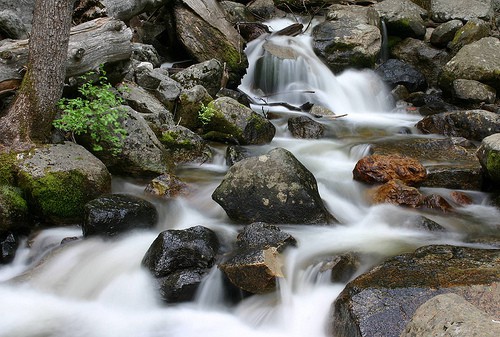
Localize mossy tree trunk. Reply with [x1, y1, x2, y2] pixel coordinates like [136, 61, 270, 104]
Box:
[0, 0, 75, 151]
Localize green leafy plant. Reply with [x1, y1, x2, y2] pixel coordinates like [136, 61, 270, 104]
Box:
[53, 67, 127, 156]
[198, 102, 216, 125]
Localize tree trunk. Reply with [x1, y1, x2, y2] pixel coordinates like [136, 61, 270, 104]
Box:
[0, 0, 75, 150]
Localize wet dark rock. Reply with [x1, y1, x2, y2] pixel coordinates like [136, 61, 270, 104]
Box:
[0, 231, 18, 264]
[375, 59, 427, 93]
[156, 268, 208, 303]
[391, 38, 450, 88]
[332, 245, 500, 337]
[142, 225, 219, 278]
[83, 194, 158, 237]
[237, 22, 270, 42]
[401, 293, 500, 337]
[430, 20, 463, 48]
[353, 154, 427, 186]
[424, 165, 483, 190]
[144, 174, 189, 199]
[407, 216, 446, 232]
[416, 109, 500, 142]
[219, 222, 296, 294]
[407, 91, 458, 116]
[247, 0, 283, 21]
[142, 225, 220, 303]
[287, 116, 325, 139]
[212, 148, 335, 224]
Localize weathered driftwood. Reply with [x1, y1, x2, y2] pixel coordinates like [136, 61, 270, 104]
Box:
[0, 17, 132, 94]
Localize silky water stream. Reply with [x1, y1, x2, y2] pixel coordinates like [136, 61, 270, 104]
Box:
[1, 19, 499, 337]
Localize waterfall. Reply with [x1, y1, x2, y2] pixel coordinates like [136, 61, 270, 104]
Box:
[0, 17, 498, 337]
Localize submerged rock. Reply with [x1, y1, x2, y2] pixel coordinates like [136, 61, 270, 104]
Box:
[375, 59, 427, 93]
[83, 194, 158, 237]
[0, 231, 18, 264]
[287, 115, 325, 139]
[332, 245, 500, 337]
[144, 173, 189, 199]
[369, 179, 424, 207]
[212, 147, 335, 224]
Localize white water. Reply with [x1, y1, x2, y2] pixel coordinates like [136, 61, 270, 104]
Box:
[1, 18, 498, 337]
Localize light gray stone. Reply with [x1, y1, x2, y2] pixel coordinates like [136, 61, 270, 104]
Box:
[453, 79, 496, 104]
[430, 0, 494, 22]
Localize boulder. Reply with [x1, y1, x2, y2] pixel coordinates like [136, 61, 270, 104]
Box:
[173, 0, 248, 85]
[201, 96, 276, 145]
[452, 79, 496, 105]
[171, 59, 224, 98]
[430, 0, 495, 22]
[175, 85, 214, 131]
[135, 67, 182, 111]
[373, 0, 427, 39]
[369, 179, 424, 207]
[320, 252, 362, 283]
[219, 222, 296, 294]
[477, 133, 500, 184]
[0, 0, 34, 32]
[225, 145, 252, 166]
[158, 125, 213, 164]
[287, 116, 325, 139]
[447, 18, 491, 56]
[391, 38, 450, 88]
[375, 59, 427, 92]
[312, 5, 381, 72]
[88, 106, 173, 177]
[16, 142, 111, 223]
[416, 109, 500, 142]
[370, 137, 483, 190]
[332, 245, 500, 337]
[0, 185, 29, 232]
[220, 1, 256, 25]
[353, 154, 427, 186]
[430, 20, 463, 48]
[101, 0, 167, 22]
[439, 37, 500, 93]
[212, 148, 335, 224]
[82, 193, 158, 237]
[408, 91, 458, 116]
[130, 43, 161, 68]
[402, 293, 500, 337]
[142, 225, 220, 302]
[144, 173, 189, 198]
[247, 0, 283, 21]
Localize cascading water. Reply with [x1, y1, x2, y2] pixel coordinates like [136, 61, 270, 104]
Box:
[1, 18, 498, 337]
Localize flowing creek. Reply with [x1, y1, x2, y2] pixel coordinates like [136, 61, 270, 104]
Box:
[0, 19, 499, 337]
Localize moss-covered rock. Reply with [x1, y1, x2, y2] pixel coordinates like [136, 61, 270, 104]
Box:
[0, 152, 18, 186]
[0, 185, 29, 232]
[477, 133, 500, 184]
[16, 142, 111, 224]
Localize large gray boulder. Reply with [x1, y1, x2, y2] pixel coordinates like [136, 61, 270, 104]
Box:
[447, 18, 491, 56]
[312, 5, 381, 73]
[401, 293, 500, 337]
[16, 142, 111, 224]
[477, 133, 500, 184]
[332, 245, 500, 337]
[430, 0, 495, 22]
[88, 106, 173, 176]
[212, 147, 335, 224]
[102, 0, 168, 22]
[416, 109, 500, 142]
[171, 59, 223, 98]
[439, 37, 500, 93]
[430, 20, 464, 48]
[374, 0, 427, 39]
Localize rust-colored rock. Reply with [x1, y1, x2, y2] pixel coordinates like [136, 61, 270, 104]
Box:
[353, 154, 427, 186]
[423, 194, 453, 212]
[370, 180, 424, 207]
[450, 191, 473, 205]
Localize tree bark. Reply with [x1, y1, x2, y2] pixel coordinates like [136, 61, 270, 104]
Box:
[0, 0, 75, 150]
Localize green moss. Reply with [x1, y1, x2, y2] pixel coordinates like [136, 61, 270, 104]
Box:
[0, 185, 28, 211]
[160, 131, 179, 144]
[0, 153, 19, 186]
[486, 151, 500, 182]
[18, 170, 89, 220]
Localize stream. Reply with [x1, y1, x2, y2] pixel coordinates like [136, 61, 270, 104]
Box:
[0, 18, 499, 337]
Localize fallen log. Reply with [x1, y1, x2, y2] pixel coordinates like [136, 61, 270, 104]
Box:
[0, 17, 132, 92]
